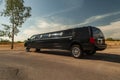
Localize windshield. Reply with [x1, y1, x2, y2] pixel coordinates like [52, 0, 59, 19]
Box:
[30, 35, 39, 40]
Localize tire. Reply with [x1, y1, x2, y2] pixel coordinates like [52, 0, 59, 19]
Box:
[85, 50, 96, 55]
[71, 45, 83, 58]
[26, 47, 30, 52]
[35, 48, 40, 52]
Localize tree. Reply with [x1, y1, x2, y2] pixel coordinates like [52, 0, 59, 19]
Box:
[1, 0, 31, 49]
[106, 38, 114, 41]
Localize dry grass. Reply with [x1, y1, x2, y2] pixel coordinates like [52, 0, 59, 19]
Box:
[0, 43, 24, 50]
[106, 41, 120, 48]
[0, 41, 120, 50]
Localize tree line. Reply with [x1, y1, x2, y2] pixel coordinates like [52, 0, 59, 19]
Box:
[106, 38, 120, 41]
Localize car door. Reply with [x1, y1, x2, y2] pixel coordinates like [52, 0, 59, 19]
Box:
[28, 35, 38, 48]
[50, 30, 73, 49]
[49, 32, 63, 49]
[36, 34, 52, 48]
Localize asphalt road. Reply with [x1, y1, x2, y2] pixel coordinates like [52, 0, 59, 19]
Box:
[0, 48, 120, 80]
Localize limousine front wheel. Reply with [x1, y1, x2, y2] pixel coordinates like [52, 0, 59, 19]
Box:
[35, 48, 40, 52]
[71, 45, 83, 58]
[26, 47, 30, 52]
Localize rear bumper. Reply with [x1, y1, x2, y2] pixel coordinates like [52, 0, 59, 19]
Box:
[82, 43, 107, 51]
[95, 44, 107, 50]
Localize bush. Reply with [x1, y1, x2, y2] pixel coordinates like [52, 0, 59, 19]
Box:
[0, 39, 10, 44]
[0, 39, 10, 42]
[16, 41, 23, 43]
[106, 38, 120, 41]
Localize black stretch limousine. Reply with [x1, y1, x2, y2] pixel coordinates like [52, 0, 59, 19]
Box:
[24, 26, 107, 58]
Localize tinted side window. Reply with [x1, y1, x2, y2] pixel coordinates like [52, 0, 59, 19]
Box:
[75, 27, 89, 39]
[30, 35, 38, 40]
[62, 29, 72, 37]
[39, 35, 43, 39]
[92, 27, 104, 38]
[42, 34, 49, 39]
[50, 32, 63, 38]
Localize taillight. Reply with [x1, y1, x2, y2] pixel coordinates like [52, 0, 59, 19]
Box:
[90, 37, 95, 44]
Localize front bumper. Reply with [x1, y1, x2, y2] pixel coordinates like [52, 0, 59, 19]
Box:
[95, 44, 107, 50]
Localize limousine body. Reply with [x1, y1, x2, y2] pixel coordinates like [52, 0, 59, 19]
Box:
[24, 26, 107, 58]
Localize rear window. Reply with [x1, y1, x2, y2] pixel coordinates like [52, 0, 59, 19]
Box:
[75, 27, 90, 38]
[92, 27, 104, 38]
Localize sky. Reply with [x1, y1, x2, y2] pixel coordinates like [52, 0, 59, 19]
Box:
[0, 0, 120, 41]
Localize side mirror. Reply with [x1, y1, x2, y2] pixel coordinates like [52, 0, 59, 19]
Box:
[28, 38, 30, 40]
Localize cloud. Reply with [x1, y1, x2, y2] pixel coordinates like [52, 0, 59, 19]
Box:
[15, 19, 120, 41]
[42, 5, 80, 18]
[0, 0, 3, 5]
[74, 11, 120, 26]
[41, 0, 84, 18]
[0, 0, 5, 11]
[15, 11, 120, 41]
[99, 21, 120, 39]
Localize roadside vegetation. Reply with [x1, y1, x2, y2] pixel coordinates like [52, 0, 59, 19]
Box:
[106, 38, 120, 41]
[105, 38, 120, 48]
[0, 38, 24, 45]
[0, 38, 120, 49]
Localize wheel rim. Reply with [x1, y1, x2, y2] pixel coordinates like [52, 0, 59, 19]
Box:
[72, 47, 81, 58]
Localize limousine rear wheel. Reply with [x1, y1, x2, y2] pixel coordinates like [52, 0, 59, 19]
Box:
[71, 45, 83, 58]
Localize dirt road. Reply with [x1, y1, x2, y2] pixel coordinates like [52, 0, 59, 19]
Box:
[0, 46, 120, 80]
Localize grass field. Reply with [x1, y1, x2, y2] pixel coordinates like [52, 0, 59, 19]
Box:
[0, 43, 24, 50]
[106, 41, 120, 48]
[0, 41, 120, 50]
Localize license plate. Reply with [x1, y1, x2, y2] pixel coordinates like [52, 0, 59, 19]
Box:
[97, 38, 103, 44]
